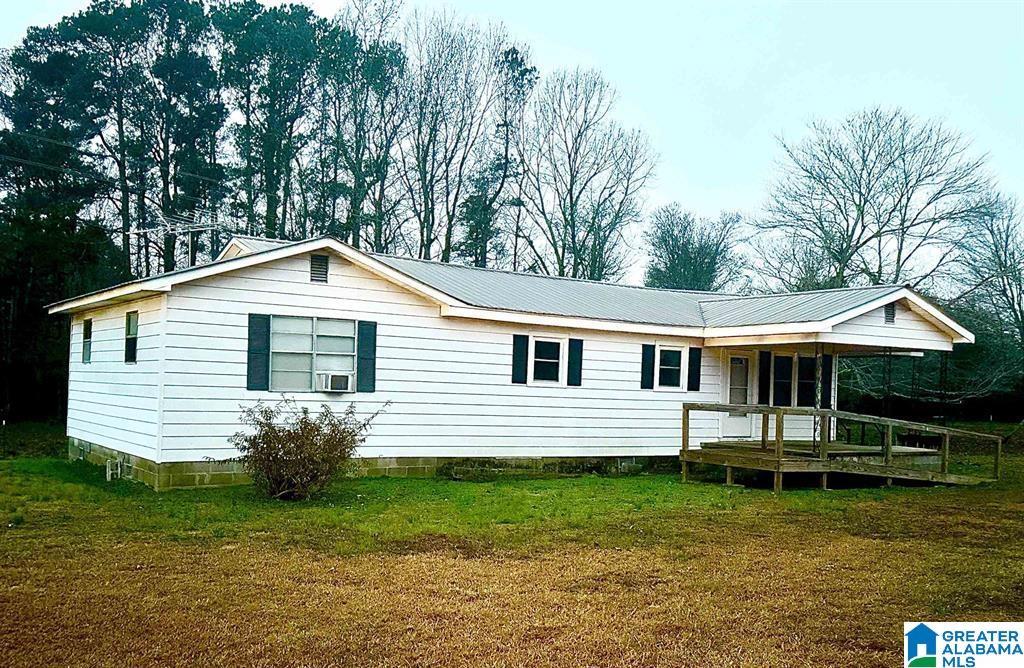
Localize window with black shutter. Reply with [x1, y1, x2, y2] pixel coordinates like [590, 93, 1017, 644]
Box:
[310, 254, 329, 283]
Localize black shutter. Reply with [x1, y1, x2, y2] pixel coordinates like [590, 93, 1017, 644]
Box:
[640, 344, 655, 389]
[757, 351, 772, 405]
[511, 335, 529, 384]
[356, 320, 377, 392]
[246, 314, 271, 391]
[687, 347, 702, 391]
[310, 254, 329, 283]
[567, 338, 583, 386]
[772, 355, 793, 407]
[822, 354, 834, 408]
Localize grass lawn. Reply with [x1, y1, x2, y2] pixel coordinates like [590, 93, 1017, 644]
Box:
[1, 422, 1022, 667]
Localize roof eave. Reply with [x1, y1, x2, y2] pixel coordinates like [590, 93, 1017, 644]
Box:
[48, 236, 467, 315]
[440, 304, 706, 337]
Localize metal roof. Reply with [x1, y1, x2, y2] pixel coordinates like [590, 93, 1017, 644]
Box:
[218, 238, 906, 328]
[233, 235, 293, 253]
[698, 285, 904, 328]
[49, 234, 913, 329]
[372, 254, 717, 327]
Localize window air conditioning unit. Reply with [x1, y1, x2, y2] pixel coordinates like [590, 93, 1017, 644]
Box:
[318, 373, 355, 393]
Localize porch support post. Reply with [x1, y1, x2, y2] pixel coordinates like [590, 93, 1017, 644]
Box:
[995, 437, 1003, 481]
[775, 409, 785, 460]
[941, 434, 950, 474]
[813, 344, 823, 455]
[884, 424, 894, 487]
[774, 408, 785, 494]
[680, 405, 690, 482]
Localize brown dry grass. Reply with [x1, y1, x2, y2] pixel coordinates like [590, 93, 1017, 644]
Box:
[1, 444, 1023, 666]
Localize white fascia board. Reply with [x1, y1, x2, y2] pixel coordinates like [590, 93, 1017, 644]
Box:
[439, 304, 706, 338]
[821, 287, 974, 343]
[701, 320, 830, 338]
[704, 331, 954, 352]
[47, 286, 171, 314]
[817, 331, 954, 351]
[49, 238, 464, 315]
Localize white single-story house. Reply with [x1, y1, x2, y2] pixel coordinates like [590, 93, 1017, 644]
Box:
[47, 235, 974, 489]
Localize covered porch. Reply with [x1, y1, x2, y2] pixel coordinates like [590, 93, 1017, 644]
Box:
[679, 402, 1003, 491]
[689, 300, 996, 490]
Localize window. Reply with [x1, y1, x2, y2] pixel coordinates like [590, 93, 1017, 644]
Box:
[82, 319, 92, 364]
[270, 316, 355, 392]
[124, 311, 138, 363]
[796, 356, 817, 407]
[658, 348, 684, 388]
[310, 254, 329, 283]
[771, 354, 793, 406]
[884, 302, 896, 324]
[531, 338, 562, 383]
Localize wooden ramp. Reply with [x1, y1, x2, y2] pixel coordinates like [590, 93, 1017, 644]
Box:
[679, 403, 1001, 492]
[682, 442, 985, 489]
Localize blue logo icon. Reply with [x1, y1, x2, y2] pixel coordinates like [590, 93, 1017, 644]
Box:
[906, 623, 938, 667]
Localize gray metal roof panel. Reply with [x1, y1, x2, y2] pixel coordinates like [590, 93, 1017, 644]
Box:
[698, 285, 903, 327]
[371, 254, 720, 327]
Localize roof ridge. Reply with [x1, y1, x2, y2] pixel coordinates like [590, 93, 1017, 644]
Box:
[369, 251, 736, 297]
[696, 284, 903, 304]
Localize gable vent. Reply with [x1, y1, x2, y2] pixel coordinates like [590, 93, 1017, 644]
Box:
[884, 302, 896, 324]
[310, 254, 329, 283]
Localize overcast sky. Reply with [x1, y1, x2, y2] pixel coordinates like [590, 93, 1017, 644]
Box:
[4, 0, 1022, 260]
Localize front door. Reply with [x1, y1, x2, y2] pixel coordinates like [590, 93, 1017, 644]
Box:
[722, 355, 753, 438]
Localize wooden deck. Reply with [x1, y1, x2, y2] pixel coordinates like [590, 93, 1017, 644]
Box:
[679, 403, 1002, 492]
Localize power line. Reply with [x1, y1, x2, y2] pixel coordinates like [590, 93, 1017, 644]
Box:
[3, 129, 108, 159]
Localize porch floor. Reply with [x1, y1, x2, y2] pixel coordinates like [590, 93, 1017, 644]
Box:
[682, 440, 986, 489]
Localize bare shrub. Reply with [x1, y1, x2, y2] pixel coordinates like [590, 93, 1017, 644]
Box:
[230, 399, 381, 500]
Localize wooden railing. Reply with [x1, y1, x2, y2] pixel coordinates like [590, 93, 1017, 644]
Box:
[681, 402, 1003, 481]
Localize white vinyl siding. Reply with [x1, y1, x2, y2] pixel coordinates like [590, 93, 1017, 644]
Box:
[66, 296, 164, 459]
[832, 301, 953, 348]
[157, 253, 724, 462]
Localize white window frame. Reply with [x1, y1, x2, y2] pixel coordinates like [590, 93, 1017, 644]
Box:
[654, 343, 689, 391]
[124, 311, 139, 365]
[527, 334, 568, 386]
[82, 318, 93, 364]
[268, 315, 358, 393]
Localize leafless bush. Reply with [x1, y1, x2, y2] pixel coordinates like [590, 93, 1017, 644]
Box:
[230, 399, 381, 500]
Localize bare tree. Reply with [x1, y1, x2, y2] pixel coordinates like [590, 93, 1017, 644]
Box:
[398, 12, 504, 260]
[643, 206, 746, 291]
[958, 197, 1024, 359]
[758, 108, 997, 289]
[516, 68, 654, 280]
